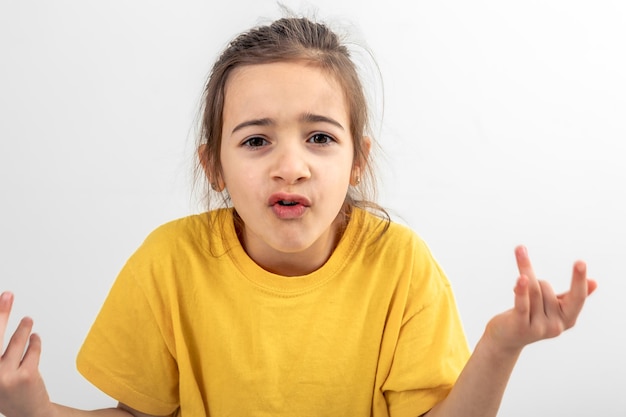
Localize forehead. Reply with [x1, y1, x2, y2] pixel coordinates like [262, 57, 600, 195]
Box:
[222, 61, 349, 127]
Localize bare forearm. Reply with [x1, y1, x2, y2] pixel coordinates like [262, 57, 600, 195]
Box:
[424, 335, 522, 417]
[424, 248, 597, 417]
[51, 404, 133, 417]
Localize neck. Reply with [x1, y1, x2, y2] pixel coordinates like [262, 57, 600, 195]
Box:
[236, 211, 349, 277]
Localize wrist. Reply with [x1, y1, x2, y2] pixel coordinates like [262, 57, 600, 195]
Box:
[50, 403, 66, 417]
[477, 330, 524, 362]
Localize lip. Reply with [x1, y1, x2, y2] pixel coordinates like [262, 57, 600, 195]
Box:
[267, 193, 311, 207]
[268, 193, 311, 220]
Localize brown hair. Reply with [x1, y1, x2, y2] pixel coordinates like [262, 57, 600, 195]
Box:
[196, 16, 389, 230]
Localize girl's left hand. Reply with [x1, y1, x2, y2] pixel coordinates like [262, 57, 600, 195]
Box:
[485, 245, 598, 354]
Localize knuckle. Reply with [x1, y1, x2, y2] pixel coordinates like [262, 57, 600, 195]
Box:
[0, 368, 37, 390]
[0, 372, 17, 390]
[547, 321, 565, 337]
[564, 317, 578, 329]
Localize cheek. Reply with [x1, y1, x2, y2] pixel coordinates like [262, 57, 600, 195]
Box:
[319, 159, 353, 193]
[223, 162, 261, 193]
[327, 153, 354, 180]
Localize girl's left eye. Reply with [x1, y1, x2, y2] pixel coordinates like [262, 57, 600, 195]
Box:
[308, 133, 334, 145]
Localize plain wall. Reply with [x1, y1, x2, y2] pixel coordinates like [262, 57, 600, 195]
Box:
[1, 0, 624, 415]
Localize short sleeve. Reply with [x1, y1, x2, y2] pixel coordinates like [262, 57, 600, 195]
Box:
[382, 262, 471, 417]
[76, 260, 179, 416]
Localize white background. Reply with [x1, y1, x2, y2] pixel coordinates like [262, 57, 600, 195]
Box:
[1, 0, 624, 415]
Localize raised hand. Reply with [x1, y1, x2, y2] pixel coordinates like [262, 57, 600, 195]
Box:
[0, 292, 53, 417]
[485, 246, 598, 354]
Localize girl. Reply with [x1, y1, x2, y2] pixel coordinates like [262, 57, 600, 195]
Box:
[0, 16, 596, 417]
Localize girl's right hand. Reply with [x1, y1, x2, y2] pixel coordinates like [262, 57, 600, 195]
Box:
[0, 292, 54, 417]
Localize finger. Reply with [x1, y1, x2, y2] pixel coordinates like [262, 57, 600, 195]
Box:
[21, 333, 42, 370]
[0, 291, 15, 352]
[558, 261, 590, 327]
[586, 278, 598, 296]
[526, 270, 545, 322]
[538, 280, 559, 318]
[557, 277, 597, 300]
[513, 275, 530, 317]
[515, 245, 538, 281]
[569, 261, 588, 302]
[2, 317, 34, 367]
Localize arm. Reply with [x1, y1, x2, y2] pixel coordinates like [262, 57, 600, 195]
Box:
[0, 292, 170, 417]
[51, 403, 169, 417]
[423, 246, 597, 417]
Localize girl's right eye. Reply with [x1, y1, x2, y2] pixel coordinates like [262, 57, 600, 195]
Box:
[242, 136, 268, 148]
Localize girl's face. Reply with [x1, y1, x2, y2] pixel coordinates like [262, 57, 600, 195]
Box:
[219, 61, 356, 276]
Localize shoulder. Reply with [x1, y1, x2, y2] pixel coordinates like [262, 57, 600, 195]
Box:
[353, 208, 453, 298]
[111, 210, 237, 299]
[354, 208, 432, 259]
[143, 212, 211, 245]
[121, 209, 235, 274]
[140, 209, 232, 253]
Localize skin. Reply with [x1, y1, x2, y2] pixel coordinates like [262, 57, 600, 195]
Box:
[217, 61, 360, 276]
[0, 293, 169, 417]
[424, 246, 597, 417]
[0, 60, 598, 417]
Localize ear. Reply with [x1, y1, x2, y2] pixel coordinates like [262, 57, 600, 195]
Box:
[197, 144, 225, 192]
[351, 136, 371, 186]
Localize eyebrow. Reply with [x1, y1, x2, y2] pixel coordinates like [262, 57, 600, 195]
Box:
[231, 113, 345, 134]
[231, 118, 273, 134]
[300, 113, 345, 131]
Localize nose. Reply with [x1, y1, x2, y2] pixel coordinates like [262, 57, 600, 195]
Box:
[270, 141, 311, 184]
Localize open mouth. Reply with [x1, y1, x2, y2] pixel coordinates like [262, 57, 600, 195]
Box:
[269, 194, 310, 219]
[277, 200, 299, 206]
[268, 194, 311, 207]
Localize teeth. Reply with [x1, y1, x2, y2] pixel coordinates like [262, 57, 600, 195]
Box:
[278, 200, 298, 206]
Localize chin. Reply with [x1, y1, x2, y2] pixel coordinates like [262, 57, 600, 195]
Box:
[270, 239, 315, 254]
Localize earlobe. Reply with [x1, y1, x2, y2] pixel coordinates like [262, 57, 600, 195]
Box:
[351, 136, 371, 186]
[197, 144, 226, 192]
[211, 181, 225, 192]
[362, 136, 372, 158]
[350, 167, 362, 186]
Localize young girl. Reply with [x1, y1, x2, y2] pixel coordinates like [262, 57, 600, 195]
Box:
[0, 16, 596, 417]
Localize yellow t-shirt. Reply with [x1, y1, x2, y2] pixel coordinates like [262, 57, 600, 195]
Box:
[77, 208, 470, 417]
